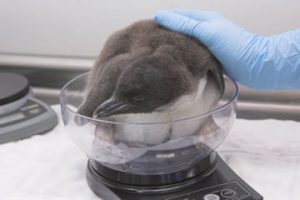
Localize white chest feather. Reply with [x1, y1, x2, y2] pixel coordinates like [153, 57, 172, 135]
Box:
[108, 75, 221, 146]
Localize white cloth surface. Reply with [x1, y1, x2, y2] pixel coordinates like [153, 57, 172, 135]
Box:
[0, 105, 300, 200]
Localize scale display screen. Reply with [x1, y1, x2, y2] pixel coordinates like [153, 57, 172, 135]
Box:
[0, 113, 25, 125]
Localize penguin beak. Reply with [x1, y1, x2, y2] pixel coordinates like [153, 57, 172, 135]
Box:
[93, 97, 132, 118]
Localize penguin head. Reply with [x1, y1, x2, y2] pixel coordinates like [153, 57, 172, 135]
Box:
[93, 55, 191, 118]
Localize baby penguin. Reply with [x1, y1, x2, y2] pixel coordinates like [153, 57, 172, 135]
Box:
[78, 20, 224, 148]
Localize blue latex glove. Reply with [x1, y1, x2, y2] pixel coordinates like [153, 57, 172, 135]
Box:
[155, 9, 300, 90]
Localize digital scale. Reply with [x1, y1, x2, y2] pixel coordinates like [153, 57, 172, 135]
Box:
[60, 73, 264, 200]
[0, 72, 58, 144]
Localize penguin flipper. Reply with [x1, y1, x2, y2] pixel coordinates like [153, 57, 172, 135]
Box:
[208, 59, 225, 95]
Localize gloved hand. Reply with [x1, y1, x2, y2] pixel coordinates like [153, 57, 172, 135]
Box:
[155, 9, 300, 90]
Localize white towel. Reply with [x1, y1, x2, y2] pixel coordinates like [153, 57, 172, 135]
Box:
[0, 105, 299, 200]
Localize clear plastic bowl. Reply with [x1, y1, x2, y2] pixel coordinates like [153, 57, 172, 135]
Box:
[60, 73, 238, 177]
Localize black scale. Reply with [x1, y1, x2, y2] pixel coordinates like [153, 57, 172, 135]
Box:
[86, 144, 263, 200]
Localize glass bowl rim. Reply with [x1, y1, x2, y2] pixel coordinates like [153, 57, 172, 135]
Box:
[59, 72, 239, 125]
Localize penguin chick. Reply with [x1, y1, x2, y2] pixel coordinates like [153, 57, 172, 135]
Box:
[78, 20, 224, 118]
[77, 20, 224, 147]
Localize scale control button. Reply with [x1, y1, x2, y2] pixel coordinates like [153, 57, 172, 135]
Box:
[29, 108, 41, 115]
[203, 194, 220, 200]
[220, 189, 237, 198]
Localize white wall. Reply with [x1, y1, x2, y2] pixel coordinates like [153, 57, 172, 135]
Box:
[0, 0, 299, 57]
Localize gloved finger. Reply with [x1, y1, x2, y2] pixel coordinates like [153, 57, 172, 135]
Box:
[155, 10, 205, 37]
[173, 9, 220, 21]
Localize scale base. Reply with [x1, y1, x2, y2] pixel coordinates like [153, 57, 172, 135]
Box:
[86, 154, 263, 200]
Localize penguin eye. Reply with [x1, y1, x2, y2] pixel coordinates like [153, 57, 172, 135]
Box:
[132, 96, 144, 104]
